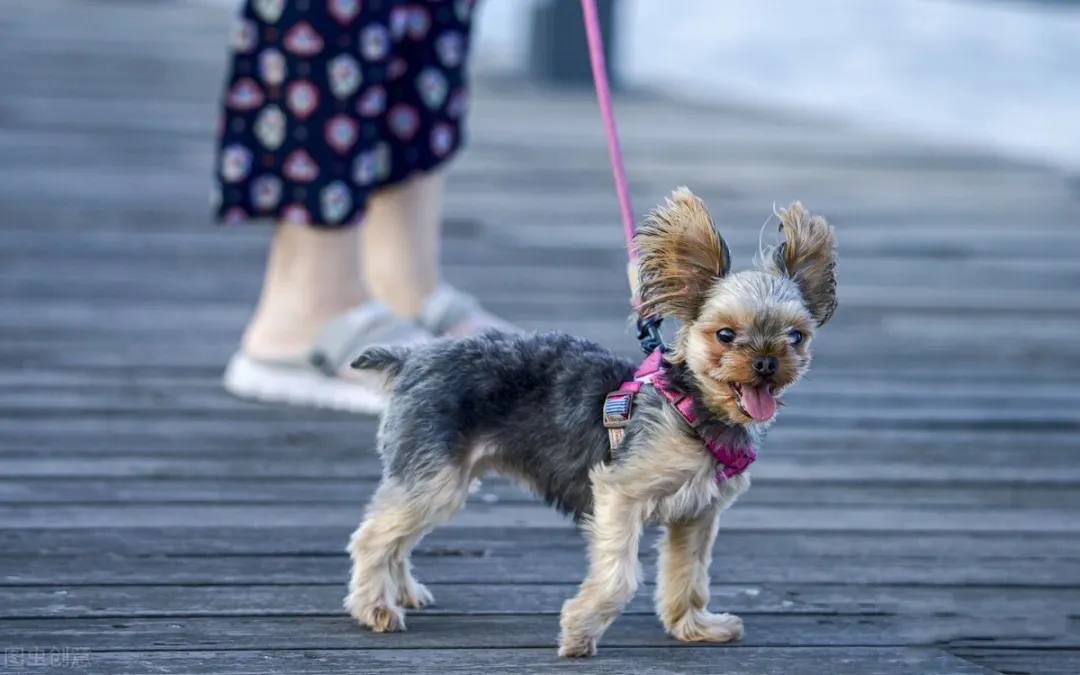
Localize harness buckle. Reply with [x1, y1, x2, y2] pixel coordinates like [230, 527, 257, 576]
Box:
[635, 315, 665, 355]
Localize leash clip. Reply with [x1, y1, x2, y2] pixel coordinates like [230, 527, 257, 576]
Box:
[636, 315, 665, 355]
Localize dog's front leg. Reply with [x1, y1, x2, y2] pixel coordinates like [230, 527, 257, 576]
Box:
[557, 481, 645, 658]
[654, 506, 743, 643]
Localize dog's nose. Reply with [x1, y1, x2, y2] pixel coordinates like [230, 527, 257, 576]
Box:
[752, 356, 778, 378]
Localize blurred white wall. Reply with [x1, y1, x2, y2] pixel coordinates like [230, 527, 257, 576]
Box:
[473, 0, 1080, 169]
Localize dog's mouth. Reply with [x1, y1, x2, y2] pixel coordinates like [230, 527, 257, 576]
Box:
[729, 383, 778, 422]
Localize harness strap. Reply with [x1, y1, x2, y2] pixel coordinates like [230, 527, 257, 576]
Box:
[602, 350, 758, 482]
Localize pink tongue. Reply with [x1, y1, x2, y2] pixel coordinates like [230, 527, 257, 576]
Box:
[741, 384, 777, 421]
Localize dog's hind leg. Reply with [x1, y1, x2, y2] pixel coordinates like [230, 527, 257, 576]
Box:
[344, 464, 469, 632]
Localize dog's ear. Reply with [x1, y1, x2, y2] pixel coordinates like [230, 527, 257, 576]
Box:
[763, 202, 838, 327]
[633, 187, 731, 323]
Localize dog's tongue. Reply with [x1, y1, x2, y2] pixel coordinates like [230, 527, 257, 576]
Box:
[741, 385, 777, 421]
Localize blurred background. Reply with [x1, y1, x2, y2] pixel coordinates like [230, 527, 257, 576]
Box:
[1, 1, 1078, 674]
[475, 0, 1080, 168]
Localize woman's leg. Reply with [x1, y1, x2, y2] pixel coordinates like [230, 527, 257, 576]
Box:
[361, 169, 446, 319]
[354, 1, 514, 335]
[242, 220, 372, 361]
[217, 0, 510, 379]
[362, 167, 516, 336]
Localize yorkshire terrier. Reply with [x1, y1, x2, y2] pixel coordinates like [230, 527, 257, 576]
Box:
[343, 187, 838, 657]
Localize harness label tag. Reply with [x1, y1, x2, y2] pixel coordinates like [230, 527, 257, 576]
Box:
[602, 391, 634, 428]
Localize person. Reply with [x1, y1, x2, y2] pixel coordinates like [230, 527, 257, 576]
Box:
[212, 0, 512, 414]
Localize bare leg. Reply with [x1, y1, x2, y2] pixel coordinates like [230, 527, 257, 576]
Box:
[344, 467, 468, 632]
[654, 508, 743, 643]
[361, 169, 514, 336]
[361, 170, 445, 318]
[558, 484, 646, 658]
[242, 220, 371, 361]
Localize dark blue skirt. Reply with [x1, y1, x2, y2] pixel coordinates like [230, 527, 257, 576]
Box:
[213, 0, 476, 227]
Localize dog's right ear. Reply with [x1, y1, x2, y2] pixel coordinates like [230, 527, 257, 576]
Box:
[633, 187, 731, 323]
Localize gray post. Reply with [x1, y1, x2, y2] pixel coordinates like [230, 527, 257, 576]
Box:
[528, 0, 619, 90]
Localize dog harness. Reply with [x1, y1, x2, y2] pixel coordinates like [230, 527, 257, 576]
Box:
[603, 350, 757, 482]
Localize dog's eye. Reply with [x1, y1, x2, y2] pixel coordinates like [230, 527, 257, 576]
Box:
[715, 328, 736, 344]
[788, 330, 804, 345]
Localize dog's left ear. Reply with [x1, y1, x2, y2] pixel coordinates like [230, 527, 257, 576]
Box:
[763, 202, 838, 327]
[634, 187, 731, 323]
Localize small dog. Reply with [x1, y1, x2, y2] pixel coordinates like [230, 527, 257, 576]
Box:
[343, 187, 838, 657]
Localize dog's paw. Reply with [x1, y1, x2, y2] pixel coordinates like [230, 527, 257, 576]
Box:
[366, 605, 407, 633]
[669, 611, 743, 643]
[557, 634, 598, 658]
[399, 580, 435, 609]
[344, 593, 407, 633]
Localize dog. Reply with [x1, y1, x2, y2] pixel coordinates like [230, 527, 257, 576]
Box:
[343, 187, 838, 657]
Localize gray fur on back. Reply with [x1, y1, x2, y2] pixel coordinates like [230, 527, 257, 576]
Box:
[360, 330, 634, 520]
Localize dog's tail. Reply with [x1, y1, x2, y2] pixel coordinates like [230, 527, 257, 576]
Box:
[350, 346, 410, 393]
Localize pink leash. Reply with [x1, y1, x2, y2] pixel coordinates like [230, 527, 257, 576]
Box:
[580, 0, 636, 259]
[580, 0, 664, 354]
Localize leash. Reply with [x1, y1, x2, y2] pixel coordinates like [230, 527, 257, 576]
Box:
[579, 0, 664, 354]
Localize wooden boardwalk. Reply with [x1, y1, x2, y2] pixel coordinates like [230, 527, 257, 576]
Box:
[2, 1, 1079, 673]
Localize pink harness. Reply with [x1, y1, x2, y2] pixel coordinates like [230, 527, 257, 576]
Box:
[602, 350, 757, 482]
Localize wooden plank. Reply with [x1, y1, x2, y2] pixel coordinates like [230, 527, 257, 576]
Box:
[5, 367, 1080, 407]
[3, 502, 1080, 534]
[952, 649, 1080, 675]
[2, 397, 1077, 431]
[10, 261, 1080, 312]
[3, 339, 1080, 372]
[0, 416, 1076, 457]
[2, 419, 1076, 452]
[4, 385, 1080, 424]
[5, 477, 1077, 510]
[6, 256, 1080, 297]
[0, 615, 1068, 651]
[0, 648, 999, 675]
[1, 551, 1075, 587]
[2, 366, 1080, 393]
[1, 583, 1076, 621]
[3, 527, 1075, 559]
[3, 456, 1078, 487]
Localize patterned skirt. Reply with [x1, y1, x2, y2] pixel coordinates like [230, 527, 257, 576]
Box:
[212, 0, 476, 227]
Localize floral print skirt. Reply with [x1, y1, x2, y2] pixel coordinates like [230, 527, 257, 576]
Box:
[213, 0, 476, 227]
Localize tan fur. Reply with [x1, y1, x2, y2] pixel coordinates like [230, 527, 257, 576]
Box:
[761, 202, 839, 326]
[344, 468, 469, 632]
[634, 187, 731, 325]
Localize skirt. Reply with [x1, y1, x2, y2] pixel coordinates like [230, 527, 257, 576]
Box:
[212, 0, 476, 227]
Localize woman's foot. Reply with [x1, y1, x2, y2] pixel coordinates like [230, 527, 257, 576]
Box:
[417, 284, 518, 338]
[224, 301, 431, 415]
[225, 219, 431, 415]
[224, 178, 515, 415]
